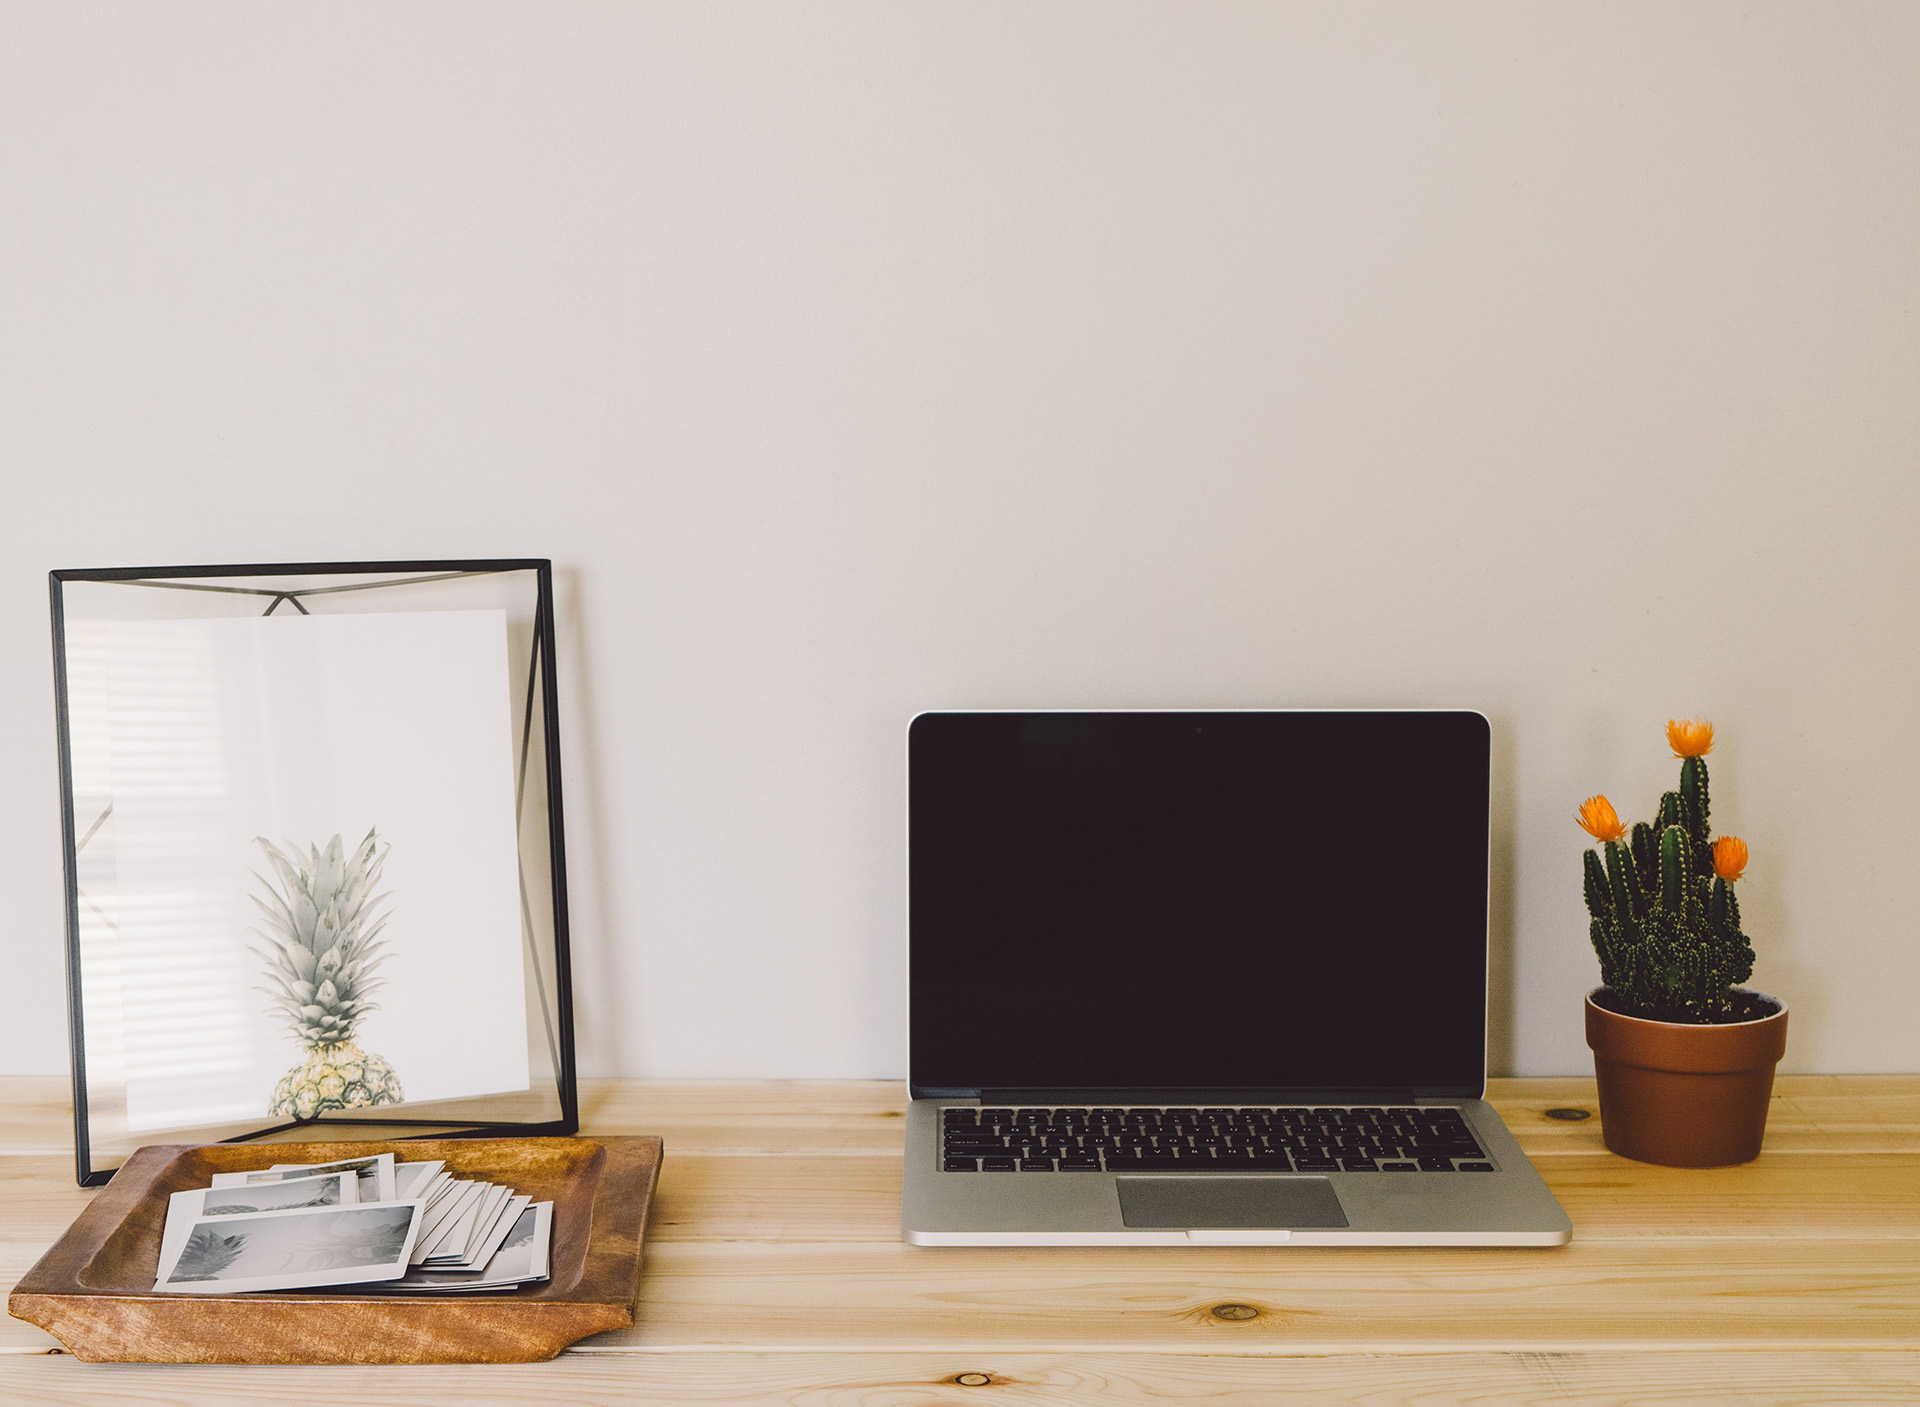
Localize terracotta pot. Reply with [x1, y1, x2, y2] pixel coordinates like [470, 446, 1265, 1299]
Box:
[1584, 989, 1788, 1168]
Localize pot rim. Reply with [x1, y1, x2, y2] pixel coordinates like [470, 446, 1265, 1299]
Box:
[1586, 986, 1786, 1029]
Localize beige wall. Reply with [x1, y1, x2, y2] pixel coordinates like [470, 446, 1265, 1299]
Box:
[2, 2, 1915, 1080]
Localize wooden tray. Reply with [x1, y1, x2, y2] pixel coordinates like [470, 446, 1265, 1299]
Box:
[7, 1135, 662, 1363]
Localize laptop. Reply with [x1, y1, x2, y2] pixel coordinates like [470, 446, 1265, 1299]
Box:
[901, 710, 1570, 1246]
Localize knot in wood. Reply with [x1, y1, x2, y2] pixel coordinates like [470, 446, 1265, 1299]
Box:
[1544, 1107, 1592, 1121]
[1211, 1303, 1259, 1321]
[953, 1372, 994, 1387]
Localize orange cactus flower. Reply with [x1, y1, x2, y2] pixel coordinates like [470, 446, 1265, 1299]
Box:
[1712, 836, 1749, 881]
[1667, 717, 1714, 758]
[1577, 795, 1628, 843]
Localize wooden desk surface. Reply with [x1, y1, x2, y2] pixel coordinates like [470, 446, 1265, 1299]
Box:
[4, 1075, 1918, 1404]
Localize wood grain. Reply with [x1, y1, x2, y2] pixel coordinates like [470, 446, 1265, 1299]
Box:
[14, 1150, 1916, 1260]
[1, 1350, 1918, 1406]
[588, 1237, 1920, 1352]
[4, 1076, 1918, 1399]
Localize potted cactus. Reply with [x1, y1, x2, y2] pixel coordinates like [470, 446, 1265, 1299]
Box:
[1575, 718, 1786, 1167]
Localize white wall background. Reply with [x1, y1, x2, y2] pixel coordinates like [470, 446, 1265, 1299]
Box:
[3, 2, 1915, 1082]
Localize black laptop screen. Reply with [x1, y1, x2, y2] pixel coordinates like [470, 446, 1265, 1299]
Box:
[908, 711, 1490, 1097]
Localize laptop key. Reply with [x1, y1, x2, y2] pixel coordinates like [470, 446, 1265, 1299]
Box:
[1018, 1158, 1054, 1171]
[1379, 1161, 1418, 1171]
[944, 1158, 978, 1172]
[982, 1157, 1017, 1171]
[1459, 1162, 1495, 1172]
[1418, 1156, 1455, 1171]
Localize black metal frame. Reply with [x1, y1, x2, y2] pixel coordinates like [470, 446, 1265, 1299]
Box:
[49, 559, 579, 1186]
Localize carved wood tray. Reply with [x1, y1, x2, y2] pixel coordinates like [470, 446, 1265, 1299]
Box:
[8, 1135, 662, 1363]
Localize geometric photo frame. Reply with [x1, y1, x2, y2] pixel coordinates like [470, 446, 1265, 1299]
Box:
[50, 560, 577, 1185]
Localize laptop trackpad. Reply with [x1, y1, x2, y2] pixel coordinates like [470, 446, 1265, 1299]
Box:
[1116, 1176, 1349, 1229]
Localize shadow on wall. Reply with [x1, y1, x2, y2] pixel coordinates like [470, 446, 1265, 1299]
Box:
[551, 564, 631, 1076]
[1486, 712, 1518, 1076]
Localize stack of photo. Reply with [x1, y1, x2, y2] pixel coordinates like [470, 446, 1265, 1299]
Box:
[152, 1153, 554, 1295]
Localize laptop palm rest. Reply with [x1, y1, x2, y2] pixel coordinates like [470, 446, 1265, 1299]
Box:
[1117, 1176, 1349, 1230]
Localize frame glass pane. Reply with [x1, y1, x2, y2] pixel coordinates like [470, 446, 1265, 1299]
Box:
[51, 561, 577, 1185]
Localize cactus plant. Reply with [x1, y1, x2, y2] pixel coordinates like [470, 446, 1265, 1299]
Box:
[1577, 719, 1760, 1023]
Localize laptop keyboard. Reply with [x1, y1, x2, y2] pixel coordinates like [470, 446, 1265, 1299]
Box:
[941, 1105, 1493, 1172]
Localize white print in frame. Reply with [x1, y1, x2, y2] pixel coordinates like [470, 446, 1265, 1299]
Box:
[74, 609, 532, 1135]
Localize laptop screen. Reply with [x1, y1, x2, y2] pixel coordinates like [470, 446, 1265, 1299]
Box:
[908, 711, 1490, 1098]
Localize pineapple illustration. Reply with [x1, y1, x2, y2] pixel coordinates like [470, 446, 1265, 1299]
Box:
[251, 830, 404, 1119]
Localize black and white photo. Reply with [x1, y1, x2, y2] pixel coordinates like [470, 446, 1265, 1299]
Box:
[155, 1201, 423, 1295]
[386, 1201, 552, 1293]
[211, 1152, 396, 1203]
